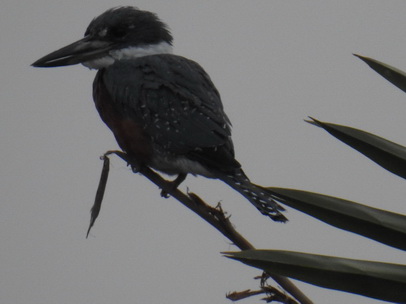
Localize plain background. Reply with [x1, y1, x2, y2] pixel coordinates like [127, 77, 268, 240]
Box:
[2, 1, 406, 303]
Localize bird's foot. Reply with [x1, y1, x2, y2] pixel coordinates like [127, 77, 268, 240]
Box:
[160, 173, 187, 198]
[131, 165, 140, 173]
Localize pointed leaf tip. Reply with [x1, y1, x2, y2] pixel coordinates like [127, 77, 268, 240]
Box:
[354, 54, 406, 93]
[305, 116, 322, 128]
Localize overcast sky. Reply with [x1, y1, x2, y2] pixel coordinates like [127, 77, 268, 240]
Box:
[1, 1, 406, 303]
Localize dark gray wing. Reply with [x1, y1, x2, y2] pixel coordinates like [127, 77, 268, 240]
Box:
[102, 54, 240, 171]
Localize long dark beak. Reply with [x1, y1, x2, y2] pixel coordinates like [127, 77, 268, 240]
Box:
[32, 36, 113, 67]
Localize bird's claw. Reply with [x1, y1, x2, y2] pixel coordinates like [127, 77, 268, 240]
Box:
[160, 180, 176, 198]
[131, 165, 140, 173]
[160, 174, 187, 198]
[160, 189, 170, 198]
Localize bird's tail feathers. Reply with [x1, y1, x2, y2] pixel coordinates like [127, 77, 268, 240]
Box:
[219, 170, 287, 222]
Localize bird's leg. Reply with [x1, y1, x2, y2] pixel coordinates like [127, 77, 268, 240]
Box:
[130, 164, 141, 173]
[125, 155, 142, 173]
[161, 173, 187, 198]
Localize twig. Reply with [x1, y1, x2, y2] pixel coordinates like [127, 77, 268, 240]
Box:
[87, 155, 110, 238]
[226, 289, 264, 301]
[88, 150, 313, 304]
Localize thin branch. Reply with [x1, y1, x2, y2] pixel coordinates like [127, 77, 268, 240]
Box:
[227, 278, 300, 304]
[88, 150, 313, 304]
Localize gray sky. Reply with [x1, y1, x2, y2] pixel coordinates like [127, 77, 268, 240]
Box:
[2, 1, 406, 303]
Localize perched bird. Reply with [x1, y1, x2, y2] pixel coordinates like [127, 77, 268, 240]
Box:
[32, 6, 287, 222]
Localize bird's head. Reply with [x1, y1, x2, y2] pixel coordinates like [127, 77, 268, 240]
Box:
[32, 6, 173, 69]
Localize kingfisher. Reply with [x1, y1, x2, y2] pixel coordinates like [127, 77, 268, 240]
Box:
[32, 6, 287, 222]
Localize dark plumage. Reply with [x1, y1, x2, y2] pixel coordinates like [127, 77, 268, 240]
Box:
[100, 55, 236, 171]
[32, 6, 287, 222]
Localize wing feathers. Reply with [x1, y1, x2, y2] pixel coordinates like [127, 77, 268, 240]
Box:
[102, 54, 238, 171]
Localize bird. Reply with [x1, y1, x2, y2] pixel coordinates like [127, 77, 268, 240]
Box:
[32, 6, 287, 222]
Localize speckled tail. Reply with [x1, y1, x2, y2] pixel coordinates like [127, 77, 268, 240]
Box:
[219, 169, 287, 222]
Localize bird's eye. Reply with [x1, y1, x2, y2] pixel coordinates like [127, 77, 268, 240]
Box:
[110, 26, 127, 38]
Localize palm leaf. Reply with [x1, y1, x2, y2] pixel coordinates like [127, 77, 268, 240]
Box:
[354, 54, 406, 93]
[225, 249, 406, 303]
[307, 118, 406, 179]
[267, 187, 406, 251]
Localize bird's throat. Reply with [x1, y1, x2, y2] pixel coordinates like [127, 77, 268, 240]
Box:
[83, 41, 173, 69]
